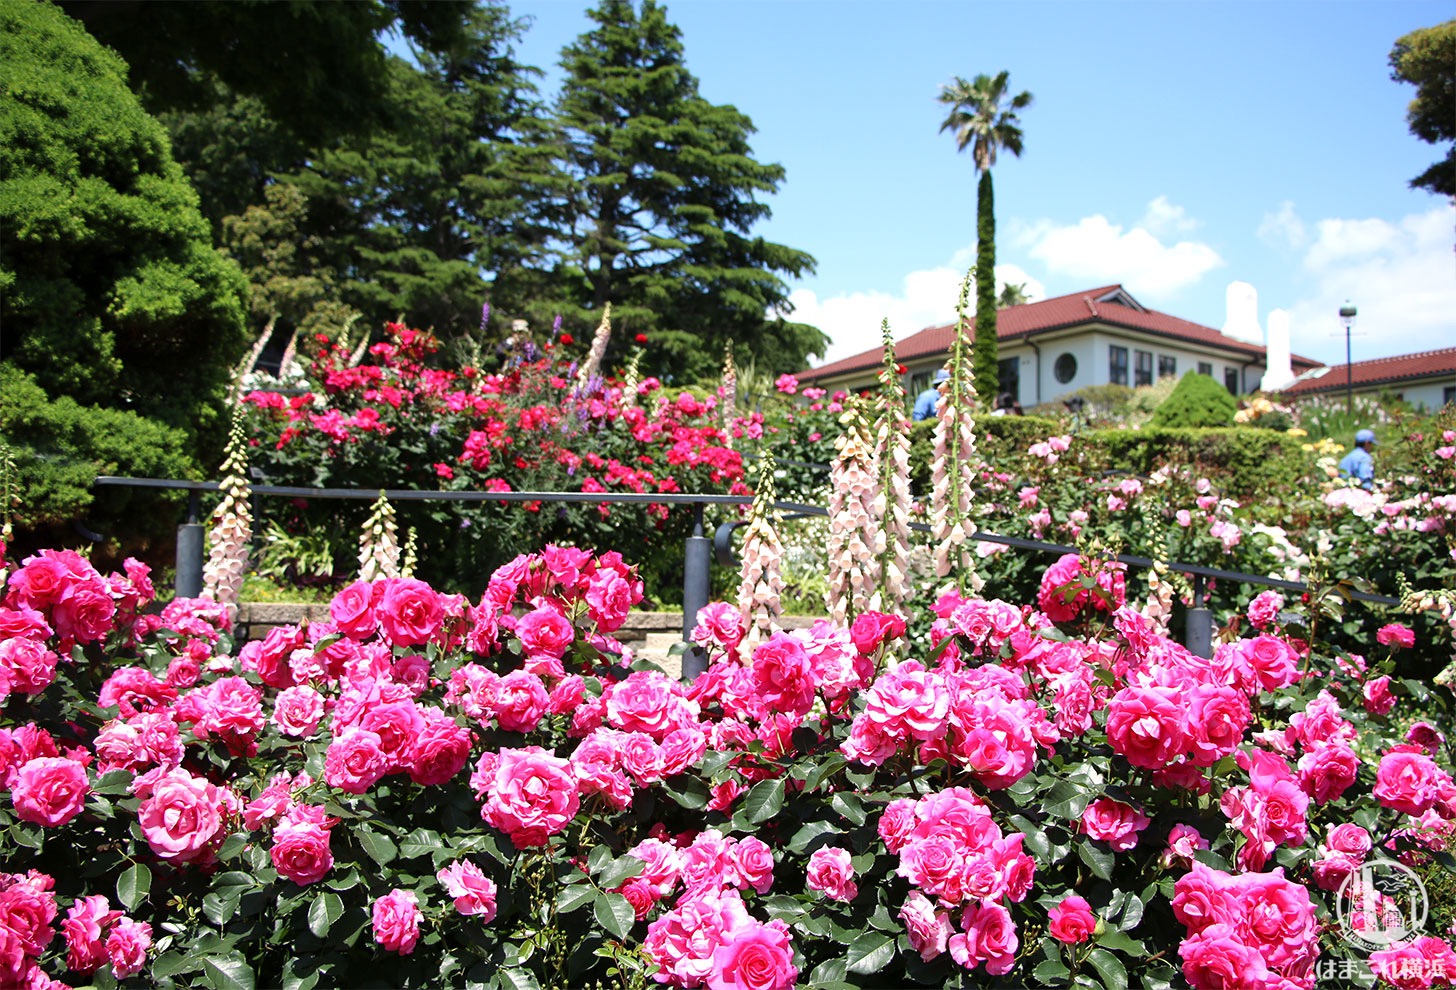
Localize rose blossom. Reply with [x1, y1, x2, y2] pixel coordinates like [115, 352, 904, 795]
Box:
[437, 860, 497, 920]
[372, 888, 423, 955]
[706, 918, 797, 990]
[11, 757, 88, 828]
[1048, 895, 1097, 943]
[1363, 675, 1397, 715]
[136, 769, 225, 863]
[1080, 797, 1151, 851]
[1374, 750, 1446, 815]
[324, 726, 389, 795]
[481, 747, 580, 848]
[377, 579, 444, 647]
[62, 895, 119, 972]
[1105, 685, 1185, 769]
[272, 685, 326, 737]
[1377, 623, 1416, 649]
[900, 890, 952, 962]
[805, 847, 857, 902]
[104, 918, 152, 979]
[271, 819, 334, 885]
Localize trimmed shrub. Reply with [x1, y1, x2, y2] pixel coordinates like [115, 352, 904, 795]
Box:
[1148, 372, 1237, 428]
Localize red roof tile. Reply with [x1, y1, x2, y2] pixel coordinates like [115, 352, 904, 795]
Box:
[801, 284, 1320, 381]
[1279, 346, 1456, 396]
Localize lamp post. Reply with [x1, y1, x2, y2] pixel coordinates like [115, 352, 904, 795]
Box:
[1339, 302, 1357, 416]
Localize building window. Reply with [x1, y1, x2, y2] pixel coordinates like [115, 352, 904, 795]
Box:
[1444, 386, 1456, 407]
[1054, 353, 1077, 384]
[1198, 361, 1213, 377]
[1224, 367, 1240, 394]
[1158, 355, 1177, 379]
[1135, 350, 1154, 387]
[1109, 346, 1128, 386]
[997, 357, 1020, 402]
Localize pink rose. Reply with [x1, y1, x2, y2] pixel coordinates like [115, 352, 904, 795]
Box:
[749, 633, 816, 719]
[849, 611, 906, 655]
[1236, 636, 1300, 693]
[707, 918, 797, 990]
[1298, 743, 1359, 805]
[12, 757, 88, 828]
[1160, 823, 1210, 869]
[324, 727, 389, 795]
[951, 901, 1019, 976]
[63, 894, 119, 973]
[104, 917, 151, 979]
[371, 888, 422, 955]
[1375, 750, 1445, 815]
[1048, 894, 1097, 944]
[514, 605, 574, 660]
[1185, 685, 1250, 767]
[272, 685, 325, 738]
[50, 585, 116, 645]
[481, 747, 580, 848]
[493, 670, 549, 734]
[1246, 591, 1283, 629]
[805, 847, 857, 902]
[1362, 675, 1397, 715]
[732, 836, 777, 895]
[1377, 623, 1416, 649]
[437, 860, 497, 920]
[136, 769, 225, 862]
[1105, 685, 1185, 769]
[900, 890, 952, 962]
[1080, 797, 1150, 851]
[1179, 922, 1270, 988]
[329, 580, 377, 640]
[407, 708, 474, 787]
[271, 820, 334, 885]
[377, 579, 444, 647]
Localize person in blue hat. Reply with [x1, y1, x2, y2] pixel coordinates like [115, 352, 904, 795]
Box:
[1338, 429, 1377, 490]
[912, 368, 951, 422]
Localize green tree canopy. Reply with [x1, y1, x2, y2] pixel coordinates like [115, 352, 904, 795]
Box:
[539, 0, 822, 382]
[1390, 19, 1455, 198]
[0, 0, 247, 454]
[939, 71, 1033, 404]
[58, 0, 475, 146]
[1150, 372, 1238, 429]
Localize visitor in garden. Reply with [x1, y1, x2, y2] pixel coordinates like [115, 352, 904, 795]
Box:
[1338, 428, 1377, 489]
[992, 391, 1023, 416]
[912, 368, 950, 421]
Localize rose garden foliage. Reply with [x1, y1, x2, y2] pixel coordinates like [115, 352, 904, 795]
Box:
[4, 527, 1456, 989]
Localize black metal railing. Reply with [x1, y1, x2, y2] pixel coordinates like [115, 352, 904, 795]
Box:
[95, 476, 1401, 675]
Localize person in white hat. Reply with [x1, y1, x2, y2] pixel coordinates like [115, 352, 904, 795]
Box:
[1337, 428, 1377, 490]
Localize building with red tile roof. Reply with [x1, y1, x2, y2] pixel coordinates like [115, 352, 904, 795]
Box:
[800, 284, 1321, 409]
[1278, 347, 1456, 411]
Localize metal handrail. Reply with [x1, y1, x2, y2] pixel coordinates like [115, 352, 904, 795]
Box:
[95, 475, 1403, 671]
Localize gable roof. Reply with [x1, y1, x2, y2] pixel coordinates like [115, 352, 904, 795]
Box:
[1279, 346, 1456, 396]
[800, 284, 1319, 381]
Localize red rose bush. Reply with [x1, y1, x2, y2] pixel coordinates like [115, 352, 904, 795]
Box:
[1, 537, 1455, 989]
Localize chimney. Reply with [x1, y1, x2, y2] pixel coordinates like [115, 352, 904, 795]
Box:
[1260, 309, 1295, 392]
[1221, 281, 1263, 345]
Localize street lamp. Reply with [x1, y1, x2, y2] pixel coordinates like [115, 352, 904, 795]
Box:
[1339, 302, 1357, 415]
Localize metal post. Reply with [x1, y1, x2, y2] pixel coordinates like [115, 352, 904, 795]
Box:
[681, 502, 711, 681]
[175, 487, 205, 599]
[1185, 572, 1213, 659]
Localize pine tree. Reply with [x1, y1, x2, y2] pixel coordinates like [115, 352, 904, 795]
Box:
[543, 0, 821, 382]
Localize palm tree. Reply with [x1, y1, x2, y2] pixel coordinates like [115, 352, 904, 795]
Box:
[939, 71, 1033, 404]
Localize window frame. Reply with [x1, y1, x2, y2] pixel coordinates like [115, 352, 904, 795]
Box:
[1109, 345, 1129, 386]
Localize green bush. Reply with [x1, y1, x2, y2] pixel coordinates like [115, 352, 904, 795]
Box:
[1148, 371, 1237, 428]
[0, 364, 194, 568]
[1083, 426, 1311, 500]
[0, 0, 247, 459]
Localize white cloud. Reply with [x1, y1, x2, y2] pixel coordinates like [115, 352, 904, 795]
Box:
[1282, 204, 1456, 364]
[795, 261, 1046, 367]
[1141, 195, 1199, 236]
[1257, 200, 1307, 249]
[1018, 205, 1224, 299]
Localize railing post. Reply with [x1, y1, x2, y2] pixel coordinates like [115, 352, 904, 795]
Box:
[681, 502, 710, 681]
[175, 487, 205, 599]
[1185, 572, 1213, 659]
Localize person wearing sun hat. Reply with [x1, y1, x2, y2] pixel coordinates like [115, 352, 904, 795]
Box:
[912, 368, 951, 422]
[1337, 428, 1377, 490]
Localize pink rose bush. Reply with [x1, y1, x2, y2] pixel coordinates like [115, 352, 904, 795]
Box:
[1, 542, 1455, 988]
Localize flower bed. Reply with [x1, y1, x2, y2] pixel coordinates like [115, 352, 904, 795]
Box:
[4, 540, 1456, 989]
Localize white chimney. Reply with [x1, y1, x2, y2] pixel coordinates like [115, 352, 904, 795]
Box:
[1221, 281, 1263, 345]
[1261, 309, 1295, 392]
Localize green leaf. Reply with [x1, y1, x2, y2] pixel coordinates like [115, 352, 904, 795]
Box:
[1034, 956, 1072, 983]
[663, 774, 709, 809]
[830, 791, 866, 825]
[594, 891, 636, 940]
[698, 750, 735, 776]
[1086, 948, 1128, 990]
[1078, 840, 1115, 881]
[844, 930, 896, 974]
[1043, 776, 1096, 819]
[94, 768, 135, 795]
[598, 854, 645, 890]
[399, 828, 443, 860]
[307, 892, 344, 938]
[586, 843, 614, 876]
[499, 969, 542, 990]
[357, 828, 398, 867]
[217, 833, 248, 862]
[743, 778, 784, 824]
[202, 889, 242, 927]
[117, 862, 151, 911]
[1097, 928, 1145, 954]
[802, 753, 848, 792]
[555, 883, 597, 915]
[787, 820, 842, 856]
[203, 954, 257, 990]
[150, 951, 200, 978]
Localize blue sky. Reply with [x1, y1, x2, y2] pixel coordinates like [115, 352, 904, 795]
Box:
[507, 1, 1453, 369]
